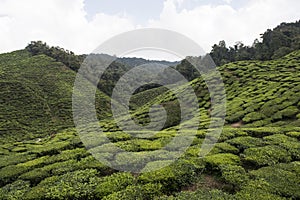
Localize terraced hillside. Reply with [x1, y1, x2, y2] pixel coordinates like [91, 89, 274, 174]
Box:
[0, 50, 112, 141]
[129, 50, 300, 129]
[0, 49, 299, 199]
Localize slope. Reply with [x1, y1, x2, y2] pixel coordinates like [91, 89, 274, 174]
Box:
[0, 50, 112, 142]
[128, 50, 300, 128]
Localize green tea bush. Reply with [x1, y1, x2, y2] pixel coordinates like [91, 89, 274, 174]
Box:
[106, 131, 132, 142]
[155, 189, 234, 200]
[242, 112, 266, 123]
[212, 142, 239, 154]
[0, 180, 30, 200]
[19, 168, 50, 185]
[0, 165, 29, 186]
[243, 127, 282, 137]
[243, 145, 291, 167]
[95, 172, 134, 199]
[77, 155, 112, 173]
[102, 183, 163, 200]
[227, 136, 264, 151]
[285, 131, 300, 139]
[45, 148, 89, 164]
[279, 106, 299, 118]
[0, 153, 36, 168]
[219, 165, 249, 189]
[204, 153, 241, 171]
[139, 160, 197, 193]
[235, 180, 287, 200]
[218, 129, 247, 142]
[115, 139, 164, 151]
[27, 141, 72, 156]
[25, 169, 101, 200]
[264, 134, 300, 159]
[250, 166, 300, 198]
[114, 151, 152, 172]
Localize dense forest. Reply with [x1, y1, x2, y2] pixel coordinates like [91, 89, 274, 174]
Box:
[210, 20, 300, 66]
[0, 20, 299, 199]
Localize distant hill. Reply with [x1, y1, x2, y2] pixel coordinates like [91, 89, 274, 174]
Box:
[117, 57, 180, 68]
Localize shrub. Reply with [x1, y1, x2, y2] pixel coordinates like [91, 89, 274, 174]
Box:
[218, 129, 247, 142]
[106, 131, 132, 142]
[0, 180, 31, 200]
[114, 151, 156, 172]
[242, 145, 291, 167]
[0, 165, 29, 186]
[235, 180, 287, 200]
[213, 142, 239, 154]
[242, 112, 265, 123]
[102, 183, 163, 200]
[243, 127, 281, 137]
[19, 168, 50, 185]
[155, 189, 234, 200]
[25, 169, 101, 200]
[227, 136, 264, 151]
[115, 139, 164, 151]
[219, 165, 249, 189]
[139, 160, 197, 193]
[264, 134, 300, 160]
[250, 166, 300, 198]
[204, 153, 241, 171]
[279, 106, 298, 118]
[0, 153, 36, 168]
[95, 172, 134, 199]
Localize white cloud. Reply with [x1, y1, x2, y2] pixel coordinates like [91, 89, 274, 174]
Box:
[0, 0, 136, 54]
[147, 0, 300, 52]
[0, 0, 299, 55]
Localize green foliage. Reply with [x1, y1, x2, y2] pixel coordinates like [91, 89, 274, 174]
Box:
[235, 180, 287, 200]
[263, 134, 300, 159]
[0, 180, 31, 200]
[250, 165, 300, 198]
[212, 142, 240, 154]
[219, 165, 249, 189]
[95, 172, 135, 199]
[210, 20, 300, 65]
[227, 136, 264, 151]
[25, 169, 100, 200]
[139, 160, 198, 193]
[0, 50, 112, 141]
[1, 24, 300, 200]
[204, 153, 241, 171]
[155, 189, 234, 200]
[102, 183, 163, 200]
[242, 145, 291, 167]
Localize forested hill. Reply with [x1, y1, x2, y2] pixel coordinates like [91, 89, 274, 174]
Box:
[210, 20, 300, 66]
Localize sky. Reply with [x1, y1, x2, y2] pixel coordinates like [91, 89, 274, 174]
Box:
[0, 0, 299, 60]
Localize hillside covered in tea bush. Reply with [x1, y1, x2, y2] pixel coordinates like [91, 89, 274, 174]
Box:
[0, 47, 299, 199]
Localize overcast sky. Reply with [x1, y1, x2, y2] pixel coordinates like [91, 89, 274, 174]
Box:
[0, 0, 299, 60]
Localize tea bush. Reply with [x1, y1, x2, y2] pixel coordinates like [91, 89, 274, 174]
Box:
[242, 145, 291, 167]
[95, 172, 135, 199]
[204, 153, 241, 171]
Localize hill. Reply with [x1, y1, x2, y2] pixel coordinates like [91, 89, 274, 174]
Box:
[0, 49, 299, 199]
[0, 50, 112, 142]
[210, 20, 300, 66]
[128, 50, 300, 129]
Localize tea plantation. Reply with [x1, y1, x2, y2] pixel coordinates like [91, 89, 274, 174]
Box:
[0, 49, 299, 199]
